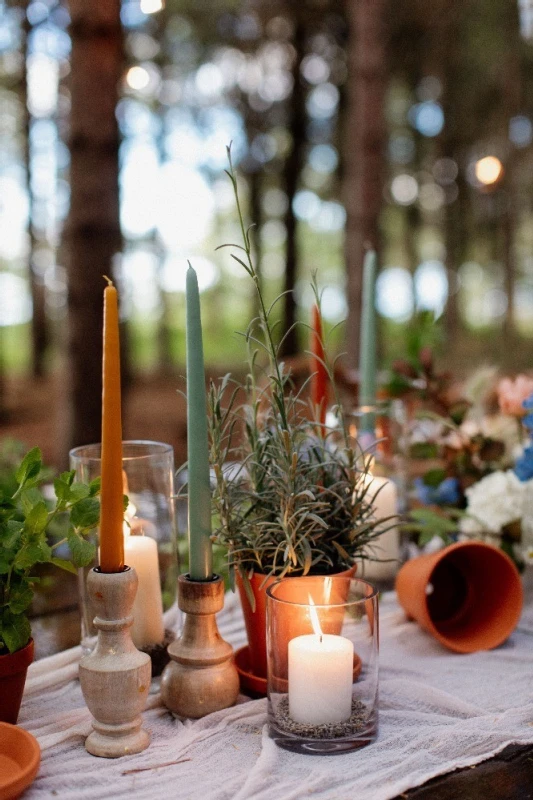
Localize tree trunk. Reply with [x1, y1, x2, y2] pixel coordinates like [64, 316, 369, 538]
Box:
[501, 178, 516, 345]
[64, 0, 123, 451]
[279, 16, 306, 358]
[22, 8, 48, 378]
[442, 170, 468, 341]
[500, 3, 522, 345]
[343, 0, 387, 370]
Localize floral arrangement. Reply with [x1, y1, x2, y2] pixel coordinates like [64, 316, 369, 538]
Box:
[399, 365, 533, 568]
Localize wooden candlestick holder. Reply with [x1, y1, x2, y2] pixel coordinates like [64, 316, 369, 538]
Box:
[79, 567, 152, 757]
[161, 574, 239, 718]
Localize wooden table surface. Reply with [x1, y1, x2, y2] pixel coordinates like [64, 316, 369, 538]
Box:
[29, 571, 533, 800]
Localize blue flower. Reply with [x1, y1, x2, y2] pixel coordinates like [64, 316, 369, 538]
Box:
[514, 445, 533, 482]
[523, 412, 533, 432]
[514, 392, 533, 481]
[414, 476, 461, 506]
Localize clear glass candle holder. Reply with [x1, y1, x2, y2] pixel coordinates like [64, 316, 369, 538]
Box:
[347, 399, 408, 507]
[70, 441, 178, 657]
[266, 576, 379, 755]
[346, 401, 407, 583]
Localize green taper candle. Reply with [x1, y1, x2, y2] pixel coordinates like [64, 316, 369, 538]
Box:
[186, 264, 213, 581]
[358, 249, 377, 434]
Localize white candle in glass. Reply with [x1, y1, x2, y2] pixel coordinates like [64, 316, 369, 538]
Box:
[288, 602, 353, 725]
[124, 512, 165, 649]
[363, 473, 400, 581]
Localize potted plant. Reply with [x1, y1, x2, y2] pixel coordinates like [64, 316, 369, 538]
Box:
[206, 150, 395, 690]
[0, 447, 100, 723]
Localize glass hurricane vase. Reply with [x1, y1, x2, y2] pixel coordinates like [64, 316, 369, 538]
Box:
[70, 441, 178, 658]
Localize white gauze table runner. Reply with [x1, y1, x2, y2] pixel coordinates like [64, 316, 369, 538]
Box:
[19, 587, 533, 800]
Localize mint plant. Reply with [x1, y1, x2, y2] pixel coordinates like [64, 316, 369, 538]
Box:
[0, 447, 100, 654]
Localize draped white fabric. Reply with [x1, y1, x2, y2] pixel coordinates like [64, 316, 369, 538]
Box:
[20, 583, 533, 800]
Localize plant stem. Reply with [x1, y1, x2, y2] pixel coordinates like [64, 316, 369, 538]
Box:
[227, 148, 289, 431]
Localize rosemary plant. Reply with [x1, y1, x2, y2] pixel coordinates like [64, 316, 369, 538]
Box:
[207, 147, 394, 603]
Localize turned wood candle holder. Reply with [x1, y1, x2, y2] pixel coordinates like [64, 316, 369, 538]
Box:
[79, 567, 152, 757]
[161, 573, 239, 718]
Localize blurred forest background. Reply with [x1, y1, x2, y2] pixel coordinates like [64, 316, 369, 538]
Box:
[1, 0, 533, 468]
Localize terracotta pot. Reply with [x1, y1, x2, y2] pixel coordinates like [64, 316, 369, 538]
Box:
[0, 722, 41, 799]
[395, 542, 523, 653]
[0, 639, 34, 725]
[237, 566, 356, 681]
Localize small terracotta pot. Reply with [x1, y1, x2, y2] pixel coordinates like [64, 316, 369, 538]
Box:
[237, 566, 356, 681]
[395, 542, 523, 653]
[0, 639, 34, 724]
[0, 722, 41, 799]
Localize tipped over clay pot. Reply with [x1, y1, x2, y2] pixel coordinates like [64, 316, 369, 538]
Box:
[395, 541, 523, 653]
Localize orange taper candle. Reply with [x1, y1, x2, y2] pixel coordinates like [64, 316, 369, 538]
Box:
[99, 278, 124, 573]
[310, 303, 328, 427]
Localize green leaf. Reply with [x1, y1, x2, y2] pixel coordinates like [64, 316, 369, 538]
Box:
[8, 584, 34, 614]
[449, 401, 470, 426]
[53, 474, 71, 504]
[14, 540, 52, 570]
[2, 519, 23, 549]
[89, 477, 101, 496]
[68, 483, 90, 503]
[50, 557, 78, 575]
[422, 468, 447, 488]
[0, 555, 13, 574]
[24, 501, 49, 535]
[409, 442, 440, 459]
[67, 530, 96, 568]
[20, 487, 44, 515]
[0, 611, 31, 654]
[15, 447, 42, 487]
[70, 497, 100, 530]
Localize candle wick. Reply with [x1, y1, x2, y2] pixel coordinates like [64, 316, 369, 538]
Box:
[320, 634, 323, 644]
[103, 274, 113, 287]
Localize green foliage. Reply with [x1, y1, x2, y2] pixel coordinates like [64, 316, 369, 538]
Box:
[403, 507, 463, 548]
[205, 149, 394, 604]
[0, 448, 99, 654]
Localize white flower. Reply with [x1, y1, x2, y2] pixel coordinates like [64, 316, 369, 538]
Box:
[460, 470, 526, 536]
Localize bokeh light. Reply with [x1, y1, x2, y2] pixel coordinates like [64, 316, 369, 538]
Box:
[474, 156, 503, 186]
[408, 101, 444, 137]
[509, 115, 532, 148]
[157, 163, 215, 250]
[140, 0, 164, 14]
[0, 274, 32, 327]
[390, 174, 418, 205]
[376, 267, 414, 321]
[414, 261, 448, 315]
[126, 65, 151, 91]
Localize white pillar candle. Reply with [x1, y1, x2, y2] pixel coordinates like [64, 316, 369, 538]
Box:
[288, 633, 354, 725]
[363, 474, 400, 581]
[124, 526, 165, 649]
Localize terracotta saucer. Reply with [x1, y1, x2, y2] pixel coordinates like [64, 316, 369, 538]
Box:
[235, 646, 268, 698]
[235, 646, 363, 699]
[0, 723, 40, 800]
